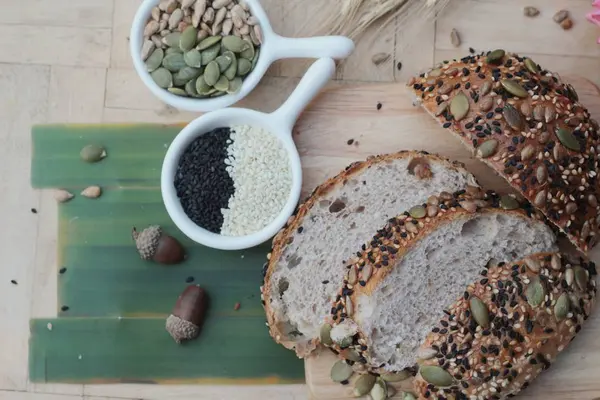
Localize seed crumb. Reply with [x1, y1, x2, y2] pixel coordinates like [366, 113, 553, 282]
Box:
[31, 208, 37, 214]
[59, 267, 67, 274]
[322, 280, 330, 284]
[553, 9, 569, 23]
[78, 354, 83, 360]
[397, 62, 402, 71]
[241, 255, 245, 259]
[347, 139, 354, 145]
[469, 47, 475, 54]
[523, 6, 540, 17]
[10, 280, 17, 285]
[47, 323, 53, 331]
[450, 28, 461, 47]
[61, 305, 69, 312]
[185, 276, 195, 283]
[560, 17, 573, 30]
[376, 102, 383, 111]
[234, 302, 241, 311]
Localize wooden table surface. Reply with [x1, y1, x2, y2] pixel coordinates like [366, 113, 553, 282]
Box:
[3, 0, 599, 399]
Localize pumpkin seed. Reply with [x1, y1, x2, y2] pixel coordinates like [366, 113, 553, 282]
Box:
[201, 43, 221, 65]
[526, 276, 544, 307]
[211, 90, 226, 97]
[185, 78, 199, 96]
[197, 35, 222, 50]
[330, 360, 353, 383]
[574, 265, 589, 291]
[150, 67, 173, 88]
[81, 185, 102, 198]
[353, 374, 376, 396]
[478, 96, 494, 112]
[503, 104, 524, 130]
[145, 47, 164, 72]
[222, 35, 247, 52]
[480, 81, 492, 96]
[167, 87, 186, 96]
[162, 32, 181, 47]
[469, 297, 489, 327]
[477, 139, 498, 158]
[521, 102, 532, 118]
[162, 53, 186, 72]
[420, 366, 453, 387]
[450, 92, 469, 121]
[409, 205, 426, 219]
[183, 49, 203, 67]
[556, 127, 581, 151]
[345, 349, 361, 362]
[370, 378, 387, 400]
[179, 26, 197, 51]
[251, 47, 260, 70]
[195, 75, 213, 94]
[554, 293, 570, 320]
[429, 68, 442, 77]
[403, 393, 417, 400]
[435, 102, 448, 117]
[524, 257, 541, 272]
[319, 323, 333, 346]
[214, 75, 229, 92]
[224, 53, 238, 80]
[500, 195, 519, 210]
[501, 79, 528, 98]
[551, 254, 561, 271]
[486, 49, 505, 64]
[226, 76, 242, 94]
[534, 189, 547, 207]
[536, 165, 548, 184]
[361, 264, 373, 282]
[215, 53, 233, 72]
[566, 202, 578, 215]
[533, 104, 544, 121]
[335, 334, 353, 348]
[204, 61, 220, 86]
[173, 66, 202, 86]
[566, 83, 579, 102]
[347, 266, 358, 285]
[237, 58, 252, 76]
[240, 40, 255, 59]
[524, 58, 539, 74]
[565, 268, 574, 287]
[417, 347, 437, 360]
[381, 370, 411, 382]
[80, 145, 106, 163]
[165, 46, 183, 55]
[521, 144, 535, 160]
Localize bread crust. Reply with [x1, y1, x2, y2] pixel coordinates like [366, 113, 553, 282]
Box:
[406, 50, 600, 254]
[413, 252, 597, 400]
[325, 188, 550, 369]
[260, 151, 476, 357]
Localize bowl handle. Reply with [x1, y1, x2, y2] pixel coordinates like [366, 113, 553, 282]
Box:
[268, 34, 355, 61]
[270, 58, 336, 133]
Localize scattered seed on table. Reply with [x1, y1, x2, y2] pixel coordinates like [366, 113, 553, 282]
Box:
[234, 302, 241, 311]
[59, 267, 67, 274]
[377, 102, 382, 110]
[347, 139, 354, 145]
[397, 61, 402, 71]
[47, 323, 53, 331]
[469, 47, 475, 54]
[10, 280, 17, 285]
[31, 208, 37, 214]
[186, 276, 195, 283]
[61, 306, 69, 312]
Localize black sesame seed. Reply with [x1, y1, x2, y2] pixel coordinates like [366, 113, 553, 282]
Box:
[31, 208, 37, 214]
[61, 306, 69, 312]
[10, 280, 17, 285]
[185, 276, 195, 283]
[297, 226, 304, 233]
[443, 122, 452, 128]
[347, 139, 354, 145]
[397, 62, 403, 71]
[377, 102, 382, 110]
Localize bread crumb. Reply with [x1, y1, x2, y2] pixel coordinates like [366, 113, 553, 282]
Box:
[234, 302, 241, 311]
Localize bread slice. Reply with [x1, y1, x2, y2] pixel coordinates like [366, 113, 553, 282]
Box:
[413, 252, 597, 399]
[406, 50, 600, 254]
[261, 151, 478, 357]
[326, 188, 557, 373]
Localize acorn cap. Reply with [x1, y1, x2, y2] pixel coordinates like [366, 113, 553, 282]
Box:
[165, 315, 199, 343]
[132, 225, 162, 260]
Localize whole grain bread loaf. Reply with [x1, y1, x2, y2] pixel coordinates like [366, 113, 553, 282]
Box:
[406, 50, 600, 254]
[324, 188, 558, 374]
[413, 252, 597, 400]
[261, 151, 478, 357]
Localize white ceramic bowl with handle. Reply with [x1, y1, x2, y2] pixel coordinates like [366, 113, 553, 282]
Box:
[130, 0, 354, 112]
[161, 58, 335, 250]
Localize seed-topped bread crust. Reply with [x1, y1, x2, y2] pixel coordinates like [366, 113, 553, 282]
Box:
[324, 188, 549, 368]
[406, 50, 600, 254]
[260, 151, 476, 357]
[413, 252, 597, 400]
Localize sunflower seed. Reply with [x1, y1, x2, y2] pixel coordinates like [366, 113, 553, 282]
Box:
[201, 44, 220, 65]
[320, 323, 333, 346]
[236, 57, 252, 76]
[521, 144, 535, 160]
[435, 102, 448, 117]
[478, 96, 494, 112]
[144, 20, 160, 37]
[348, 266, 358, 285]
[450, 92, 469, 121]
[253, 25, 263, 43]
[370, 378, 387, 400]
[526, 276, 544, 307]
[202, 7, 215, 23]
[162, 53, 186, 71]
[501, 79, 528, 98]
[353, 374, 376, 396]
[427, 205, 438, 217]
[204, 61, 220, 86]
[551, 254, 561, 270]
[534, 189, 547, 207]
[146, 48, 165, 73]
[192, 0, 206, 27]
[222, 19, 233, 35]
[553, 9, 569, 23]
[524, 257, 541, 272]
[168, 8, 183, 30]
[503, 104, 524, 130]
[227, 76, 242, 94]
[213, 0, 232, 9]
[444, 67, 458, 76]
[162, 32, 181, 47]
[500, 195, 519, 210]
[382, 370, 411, 382]
[565, 268, 574, 287]
[417, 347, 438, 360]
[141, 40, 156, 61]
[566, 202, 578, 215]
[588, 194, 598, 207]
[460, 200, 477, 213]
[553, 144, 565, 161]
[420, 366, 453, 387]
[554, 293, 570, 320]
[330, 361, 353, 383]
[80, 145, 106, 163]
[345, 295, 354, 316]
[405, 223, 418, 234]
[538, 130, 550, 144]
[536, 165, 547, 185]
[183, 49, 203, 67]
[173, 66, 202, 86]
[450, 28, 461, 47]
[151, 34, 164, 49]
[438, 83, 453, 95]
[520, 102, 532, 118]
[54, 189, 74, 203]
[151, 7, 161, 21]
[215, 6, 227, 26]
[361, 264, 373, 282]
[544, 106, 556, 123]
[556, 127, 580, 151]
[469, 297, 490, 327]
[167, 87, 186, 96]
[480, 81, 492, 96]
[574, 265, 589, 291]
[409, 205, 426, 219]
[532, 105, 544, 122]
[81, 186, 102, 198]
[486, 49, 505, 65]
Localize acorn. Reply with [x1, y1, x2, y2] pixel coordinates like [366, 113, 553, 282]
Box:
[166, 285, 208, 343]
[131, 225, 185, 264]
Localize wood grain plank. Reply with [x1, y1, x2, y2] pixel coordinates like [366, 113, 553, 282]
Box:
[0, 0, 113, 28]
[0, 26, 111, 67]
[435, 0, 600, 58]
[0, 64, 49, 391]
[394, 21, 435, 83]
[110, 0, 142, 69]
[0, 392, 82, 400]
[48, 67, 106, 123]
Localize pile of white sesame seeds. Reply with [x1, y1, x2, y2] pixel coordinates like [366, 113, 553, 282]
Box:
[220, 124, 292, 236]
